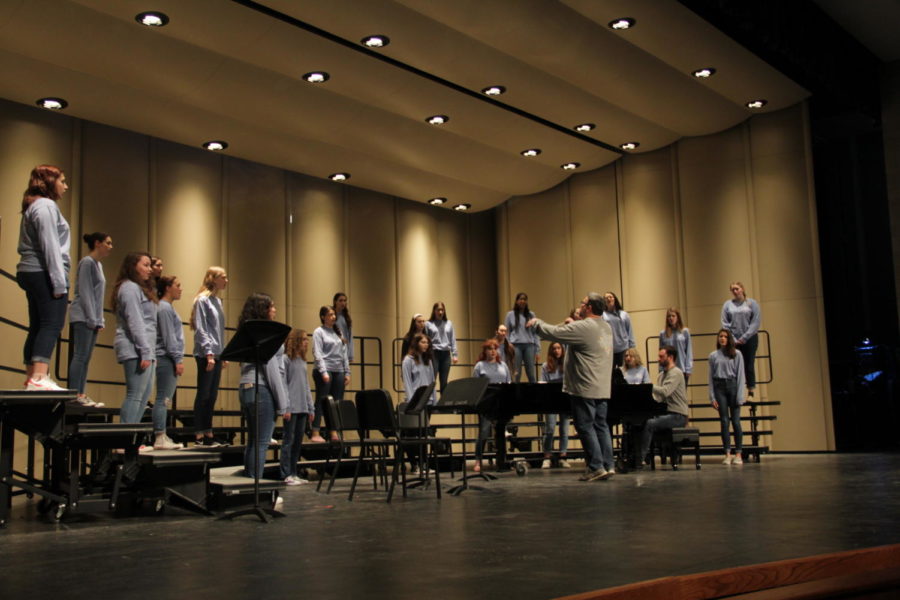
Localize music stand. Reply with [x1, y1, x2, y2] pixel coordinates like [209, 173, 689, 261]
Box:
[217, 318, 290, 523]
[401, 382, 436, 489]
[432, 377, 492, 495]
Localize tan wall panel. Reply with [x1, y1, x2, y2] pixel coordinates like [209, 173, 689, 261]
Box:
[467, 210, 499, 356]
[346, 187, 397, 388]
[679, 127, 753, 311]
[289, 173, 345, 323]
[620, 148, 679, 313]
[503, 186, 571, 325]
[569, 168, 620, 303]
[397, 202, 440, 324]
[154, 139, 224, 309]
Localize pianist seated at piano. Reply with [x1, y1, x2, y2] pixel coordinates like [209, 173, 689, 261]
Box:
[638, 345, 689, 467]
[472, 340, 511, 472]
[621, 348, 651, 385]
[541, 342, 571, 469]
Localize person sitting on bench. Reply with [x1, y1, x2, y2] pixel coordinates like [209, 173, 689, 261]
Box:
[638, 345, 689, 467]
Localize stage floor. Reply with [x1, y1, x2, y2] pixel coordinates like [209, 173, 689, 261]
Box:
[2, 453, 899, 600]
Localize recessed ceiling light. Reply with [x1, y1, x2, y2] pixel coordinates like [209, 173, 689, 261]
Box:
[561, 162, 581, 171]
[692, 67, 716, 78]
[746, 99, 768, 109]
[202, 140, 228, 151]
[35, 97, 67, 110]
[329, 173, 350, 182]
[520, 149, 541, 157]
[426, 115, 449, 125]
[481, 85, 506, 96]
[453, 203, 471, 211]
[303, 71, 330, 83]
[135, 11, 169, 27]
[620, 142, 640, 151]
[574, 123, 595, 132]
[361, 35, 390, 48]
[428, 197, 447, 206]
[608, 17, 635, 30]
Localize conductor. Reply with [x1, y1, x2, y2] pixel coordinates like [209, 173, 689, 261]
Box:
[528, 292, 615, 481]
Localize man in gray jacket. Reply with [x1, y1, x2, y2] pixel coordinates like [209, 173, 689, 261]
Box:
[528, 292, 615, 481]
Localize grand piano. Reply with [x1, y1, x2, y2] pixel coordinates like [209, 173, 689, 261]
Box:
[478, 381, 665, 471]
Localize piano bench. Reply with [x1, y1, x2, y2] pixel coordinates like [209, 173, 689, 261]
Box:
[650, 427, 701, 471]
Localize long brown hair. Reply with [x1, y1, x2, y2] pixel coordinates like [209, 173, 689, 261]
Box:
[664, 307, 685, 337]
[477, 339, 500, 363]
[22, 165, 64, 212]
[546, 342, 565, 374]
[716, 328, 737, 359]
[407, 332, 433, 366]
[111, 252, 157, 312]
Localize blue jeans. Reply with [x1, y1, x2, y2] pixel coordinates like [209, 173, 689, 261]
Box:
[17, 270, 67, 365]
[432, 349, 452, 393]
[240, 384, 277, 479]
[713, 378, 743, 453]
[738, 334, 759, 389]
[571, 397, 614, 472]
[120, 358, 155, 424]
[154, 357, 179, 433]
[280, 412, 309, 479]
[312, 369, 345, 429]
[475, 416, 494, 461]
[542, 413, 570, 454]
[639, 412, 689, 460]
[68, 322, 98, 394]
[193, 357, 222, 434]
[513, 343, 537, 383]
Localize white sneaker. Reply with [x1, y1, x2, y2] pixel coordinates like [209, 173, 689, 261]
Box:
[84, 396, 105, 408]
[153, 435, 183, 450]
[732, 455, 744, 465]
[722, 455, 733, 465]
[541, 459, 552, 469]
[559, 459, 571, 469]
[284, 476, 302, 486]
[291, 476, 309, 485]
[274, 496, 284, 509]
[26, 376, 66, 391]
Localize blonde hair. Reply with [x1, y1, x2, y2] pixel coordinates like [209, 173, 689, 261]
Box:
[190, 266, 226, 330]
[624, 347, 643, 367]
[284, 328, 308, 361]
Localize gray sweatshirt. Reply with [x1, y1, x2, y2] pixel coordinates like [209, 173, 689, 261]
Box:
[69, 256, 105, 329]
[532, 317, 613, 400]
[156, 300, 184, 363]
[659, 328, 693, 374]
[652, 366, 689, 416]
[721, 298, 761, 343]
[472, 360, 511, 384]
[240, 345, 289, 415]
[17, 197, 71, 295]
[402, 354, 437, 405]
[336, 313, 353, 362]
[708, 349, 746, 405]
[602, 309, 635, 354]
[114, 281, 158, 363]
[313, 326, 349, 374]
[282, 354, 315, 414]
[505, 310, 540, 351]
[192, 295, 225, 358]
[428, 318, 458, 358]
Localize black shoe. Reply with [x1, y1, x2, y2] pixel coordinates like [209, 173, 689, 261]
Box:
[202, 437, 222, 447]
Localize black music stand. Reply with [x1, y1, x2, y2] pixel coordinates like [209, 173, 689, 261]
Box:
[217, 319, 290, 523]
[401, 382, 436, 489]
[433, 377, 492, 495]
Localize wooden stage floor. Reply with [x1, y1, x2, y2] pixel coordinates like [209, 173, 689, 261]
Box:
[1, 453, 899, 600]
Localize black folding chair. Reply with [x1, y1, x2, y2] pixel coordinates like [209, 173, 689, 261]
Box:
[352, 389, 443, 502]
